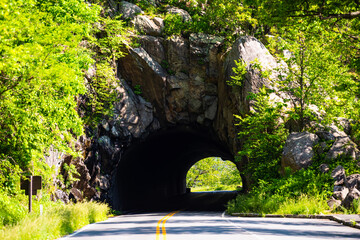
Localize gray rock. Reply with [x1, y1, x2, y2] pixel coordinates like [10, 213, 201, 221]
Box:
[51, 189, 69, 204]
[281, 132, 319, 171]
[331, 165, 346, 186]
[98, 136, 112, 150]
[167, 36, 189, 74]
[114, 79, 155, 138]
[326, 136, 359, 160]
[188, 98, 202, 113]
[333, 186, 349, 201]
[346, 174, 360, 189]
[132, 47, 167, 77]
[99, 175, 110, 190]
[329, 124, 348, 138]
[167, 7, 192, 22]
[135, 15, 164, 36]
[316, 131, 336, 141]
[203, 96, 218, 120]
[342, 187, 360, 208]
[225, 36, 279, 113]
[119, 1, 143, 20]
[327, 197, 342, 209]
[101, 119, 110, 131]
[336, 117, 352, 135]
[69, 187, 83, 202]
[319, 163, 330, 173]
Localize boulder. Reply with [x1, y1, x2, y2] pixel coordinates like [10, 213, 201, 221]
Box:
[336, 117, 352, 135]
[51, 189, 69, 204]
[331, 165, 346, 186]
[316, 131, 336, 141]
[166, 7, 192, 22]
[327, 197, 342, 209]
[134, 15, 164, 36]
[119, 1, 143, 20]
[329, 124, 348, 138]
[69, 187, 83, 203]
[333, 186, 349, 201]
[281, 132, 319, 171]
[346, 174, 360, 189]
[342, 187, 360, 208]
[225, 36, 279, 113]
[325, 136, 359, 160]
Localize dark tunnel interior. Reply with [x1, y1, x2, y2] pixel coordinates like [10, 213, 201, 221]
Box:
[111, 126, 236, 212]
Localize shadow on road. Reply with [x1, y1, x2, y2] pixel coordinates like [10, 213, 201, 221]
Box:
[128, 190, 239, 213]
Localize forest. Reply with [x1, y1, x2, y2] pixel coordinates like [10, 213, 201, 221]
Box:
[0, 0, 360, 238]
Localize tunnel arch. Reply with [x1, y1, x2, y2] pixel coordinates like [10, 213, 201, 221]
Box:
[111, 125, 234, 212]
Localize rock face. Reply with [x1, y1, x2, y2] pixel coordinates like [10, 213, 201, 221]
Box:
[328, 165, 360, 209]
[281, 132, 319, 171]
[118, 1, 143, 19]
[224, 36, 278, 113]
[166, 7, 192, 22]
[134, 15, 164, 36]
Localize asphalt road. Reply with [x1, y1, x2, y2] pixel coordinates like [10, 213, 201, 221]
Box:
[60, 211, 360, 240]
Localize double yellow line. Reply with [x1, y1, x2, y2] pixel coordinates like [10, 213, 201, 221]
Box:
[155, 211, 180, 240]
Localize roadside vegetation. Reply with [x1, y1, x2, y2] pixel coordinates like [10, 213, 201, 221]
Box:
[0, 0, 124, 238]
[186, 157, 242, 192]
[0, 200, 109, 240]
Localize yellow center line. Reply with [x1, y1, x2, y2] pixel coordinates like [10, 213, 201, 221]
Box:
[156, 211, 180, 240]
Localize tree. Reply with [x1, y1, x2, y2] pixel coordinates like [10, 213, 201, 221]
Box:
[186, 157, 241, 190]
[0, 0, 100, 171]
[267, 23, 358, 131]
[235, 87, 288, 188]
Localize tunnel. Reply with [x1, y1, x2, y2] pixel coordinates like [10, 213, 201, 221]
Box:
[111, 125, 235, 212]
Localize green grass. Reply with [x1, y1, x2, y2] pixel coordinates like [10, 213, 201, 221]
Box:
[0, 201, 109, 240]
[191, 184, 241, 192]
[227, 193, 331, 215]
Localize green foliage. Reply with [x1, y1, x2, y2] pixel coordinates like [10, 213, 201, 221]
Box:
[235, 87, 288, 184]
[186, 157, 241, 191]
[0, 201, 109, 239]
[0, 0, 101, 171]
[227, 60, 247, 87]
[267, 24, 357, 131]
[163, 13, 191, 36]
[133, 85, 142, 95]
[0, 157, 22, 195]
[0, 192, 27, 227]
[161, 0, 257, 41]
[82, 16, 129, 127]
[227, 166, 333, 214]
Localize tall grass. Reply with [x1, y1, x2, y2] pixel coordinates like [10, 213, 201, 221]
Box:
[227, 193, 330, 215]
[0, 202, 109, 240]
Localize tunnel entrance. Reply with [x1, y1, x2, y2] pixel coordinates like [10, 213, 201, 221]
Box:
[111, 126, 236, 212]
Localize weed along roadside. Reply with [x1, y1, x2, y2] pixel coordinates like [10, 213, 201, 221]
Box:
[0, 202, 110, 240]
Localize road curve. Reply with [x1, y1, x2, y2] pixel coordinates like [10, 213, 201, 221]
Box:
[60, 211, 360, 240]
